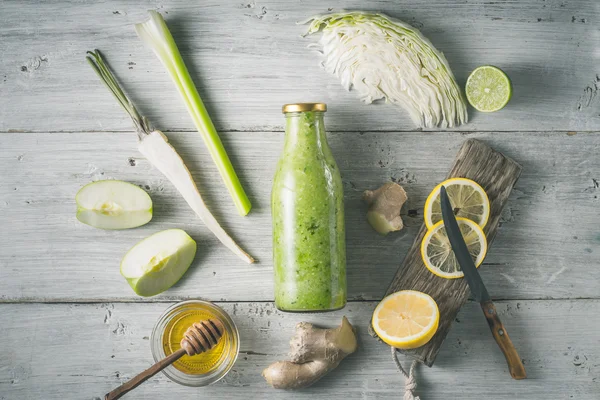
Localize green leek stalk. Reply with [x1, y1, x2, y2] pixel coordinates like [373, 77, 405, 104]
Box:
[135, 11, 251, 216]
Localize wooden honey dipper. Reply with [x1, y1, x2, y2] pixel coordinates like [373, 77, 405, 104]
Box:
[105, 318, 225, 400]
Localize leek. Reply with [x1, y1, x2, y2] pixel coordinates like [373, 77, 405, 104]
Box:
[304, 12, 468, 129]
[135, 11, 251, 215]
[87, 50, 254, 264]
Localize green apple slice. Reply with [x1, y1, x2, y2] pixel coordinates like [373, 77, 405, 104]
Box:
[120, 229, 197, 297]
[76, 180, 152, 230]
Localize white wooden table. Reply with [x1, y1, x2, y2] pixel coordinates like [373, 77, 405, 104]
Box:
[1, 1, 599, 399]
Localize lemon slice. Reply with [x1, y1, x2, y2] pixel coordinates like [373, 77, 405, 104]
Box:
[424, 178, 490, 229]
[372, 290, 439, 349]
[421, 218, 487, 279]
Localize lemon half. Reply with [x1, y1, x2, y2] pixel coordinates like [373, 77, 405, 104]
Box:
[372, 290, 440, 349]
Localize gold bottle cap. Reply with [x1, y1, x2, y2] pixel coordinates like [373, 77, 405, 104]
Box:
[282, 103, 327, 113]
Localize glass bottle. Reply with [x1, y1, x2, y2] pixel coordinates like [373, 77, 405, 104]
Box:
[271, 103, 346, 311]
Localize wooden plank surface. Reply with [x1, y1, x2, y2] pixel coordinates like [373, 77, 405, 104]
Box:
[1, 0, 600, 133]
[0, 301, 598, 399]
[383, 139, 522, 366]
[1, 131, 599, 302]
[2, 1, 600, 399]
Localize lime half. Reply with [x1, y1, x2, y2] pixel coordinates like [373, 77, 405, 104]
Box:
[465, 66, 512, 112]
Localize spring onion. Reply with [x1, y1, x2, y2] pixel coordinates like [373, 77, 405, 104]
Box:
[135, 11, 251, 215]
[304, 12, 468, 128]
[87, 50, 254, 264]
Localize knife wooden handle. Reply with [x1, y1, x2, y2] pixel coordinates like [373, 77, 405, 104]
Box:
[481, 300, 527, 380]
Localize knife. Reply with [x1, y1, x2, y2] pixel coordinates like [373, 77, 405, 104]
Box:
[440, 185, 526, 380]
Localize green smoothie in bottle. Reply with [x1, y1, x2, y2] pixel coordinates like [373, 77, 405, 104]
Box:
[271, 103, 346, 312]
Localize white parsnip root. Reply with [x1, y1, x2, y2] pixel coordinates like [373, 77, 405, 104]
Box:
[86, 50, 254, 263]
[263, 316, 358, 389]
[363, 182, 408, 235]
[138, 131, 254, 263]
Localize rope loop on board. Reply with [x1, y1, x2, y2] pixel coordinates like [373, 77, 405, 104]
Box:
[391, 346, 421, 400]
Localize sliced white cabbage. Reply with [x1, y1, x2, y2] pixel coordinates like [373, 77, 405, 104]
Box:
[76, 180, 152, 230]
[304, 12, 468, 128]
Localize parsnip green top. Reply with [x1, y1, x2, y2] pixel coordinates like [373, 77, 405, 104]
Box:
[271, 111, 346, 311]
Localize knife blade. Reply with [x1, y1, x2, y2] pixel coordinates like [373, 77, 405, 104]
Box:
[440, 185, 526, 380]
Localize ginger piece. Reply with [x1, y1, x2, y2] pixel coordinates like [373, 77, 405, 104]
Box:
[363, 182, 408, 235]
[262, 316, 358, 389]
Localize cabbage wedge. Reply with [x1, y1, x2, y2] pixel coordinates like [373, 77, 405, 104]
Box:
[304, 12, 468, 128]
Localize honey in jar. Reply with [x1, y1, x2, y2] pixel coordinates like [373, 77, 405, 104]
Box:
[151, 300, 239, 386]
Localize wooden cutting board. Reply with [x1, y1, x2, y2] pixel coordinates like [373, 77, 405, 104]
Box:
[379, 139, 522, 366]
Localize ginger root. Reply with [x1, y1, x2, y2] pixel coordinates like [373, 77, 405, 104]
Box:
[262, 316, 358, 389]
[363, 182, 408, 235]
